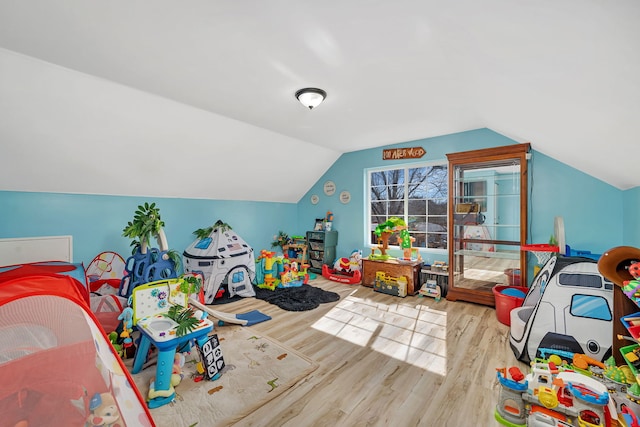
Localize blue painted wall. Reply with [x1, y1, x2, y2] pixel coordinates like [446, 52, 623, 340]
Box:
[1, 128, 634, 274]
[298, 128, 519, 264]
[0, 192, 297, 266]
[623, 186, 640, 246]
[299, 128, 626, 268]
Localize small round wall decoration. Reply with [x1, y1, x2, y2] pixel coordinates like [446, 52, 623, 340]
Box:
[323, 180, 336, 196]
[310, 194, 319, 205]
[339, 190, 351, 204]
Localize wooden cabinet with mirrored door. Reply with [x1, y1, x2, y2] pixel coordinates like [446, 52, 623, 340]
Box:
[446, 143, 530, 306]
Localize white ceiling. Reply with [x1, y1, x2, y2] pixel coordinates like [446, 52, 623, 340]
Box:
[1, 1, 638, 203]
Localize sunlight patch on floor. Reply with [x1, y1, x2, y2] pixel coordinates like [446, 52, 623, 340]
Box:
[311, 293, 447, 375]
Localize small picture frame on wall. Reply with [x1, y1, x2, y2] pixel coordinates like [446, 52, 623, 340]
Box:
[314, 218, 324, 231]
[323, 180, 336, 196]
[339, 190, 351, 204]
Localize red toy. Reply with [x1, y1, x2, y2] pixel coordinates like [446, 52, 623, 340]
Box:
[322, 264, 362, 285]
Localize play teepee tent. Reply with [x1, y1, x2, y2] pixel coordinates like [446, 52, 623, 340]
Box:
[183, 220, 256, 303]
[0, 263, 154, 426]
[509, 255, 614, 364]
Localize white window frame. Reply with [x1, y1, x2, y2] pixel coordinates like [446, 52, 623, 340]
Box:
[365, 160, 448, 255]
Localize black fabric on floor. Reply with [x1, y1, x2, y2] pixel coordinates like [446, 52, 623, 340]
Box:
[211, 284, 340, 311]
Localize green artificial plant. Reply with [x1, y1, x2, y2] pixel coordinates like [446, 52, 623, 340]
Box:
[193, 219, 232, 240]
[165, 305, 200, 337]
[271, 230, 291, 252]
[122, 202, 181, 267]
[179, 274, 203, 296]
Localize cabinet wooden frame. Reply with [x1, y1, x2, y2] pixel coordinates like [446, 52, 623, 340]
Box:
[446, 143, 530, 306]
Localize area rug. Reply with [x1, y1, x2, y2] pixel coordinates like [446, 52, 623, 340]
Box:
[130, 326, 318, 427]
[213, 284, 340, 311]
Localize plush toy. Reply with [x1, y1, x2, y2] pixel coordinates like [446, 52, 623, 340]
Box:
[107, 331, 123, 358]
[333, 250, 363, 275]
[86, 392, 122, 427]
[624, 262, 640, 286]
[117, 307, 133, 330]
[349, 249, 362, 269]
[117, 307, 135, 358]
[171, 352, 186, 387]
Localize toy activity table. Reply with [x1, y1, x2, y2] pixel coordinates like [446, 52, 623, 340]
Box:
[130, 279, 214, 408]
[132, 314, 213, 408]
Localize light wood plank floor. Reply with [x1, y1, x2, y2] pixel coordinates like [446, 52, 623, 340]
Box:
[214, 276, 527, 427]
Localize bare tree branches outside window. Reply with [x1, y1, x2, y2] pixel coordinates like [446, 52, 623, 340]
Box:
[369, 164, 448, 249]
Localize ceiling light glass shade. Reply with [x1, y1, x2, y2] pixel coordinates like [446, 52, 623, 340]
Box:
[295, 88, 327, 109]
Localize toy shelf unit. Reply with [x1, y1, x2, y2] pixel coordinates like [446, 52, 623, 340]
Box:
[306, 230, 338, 273]
[283, 236, 308, 265]
[362, 258, 423, 296]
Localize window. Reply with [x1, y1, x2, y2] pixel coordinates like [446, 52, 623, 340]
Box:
[232, 271, 245, 284]
[368, 163, 448, 249]
[559, 273, 604, 289]
[570, 294, 612, 321]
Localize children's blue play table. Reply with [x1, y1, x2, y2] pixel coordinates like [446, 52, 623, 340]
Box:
[132, 314, 213, 408]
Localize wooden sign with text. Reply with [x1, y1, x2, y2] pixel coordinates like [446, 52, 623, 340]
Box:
[382, 147, 426, 160]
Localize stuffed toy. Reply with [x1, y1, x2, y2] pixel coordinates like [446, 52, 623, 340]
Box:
[117, 307, 135, 358]
[333, 250, 362, 274]
[86, 392, 122, 427]
[171, 352, 186, 387]
[624, 262, 640, 285]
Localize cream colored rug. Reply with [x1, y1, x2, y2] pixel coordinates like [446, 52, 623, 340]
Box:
[130, 326, 318, 427]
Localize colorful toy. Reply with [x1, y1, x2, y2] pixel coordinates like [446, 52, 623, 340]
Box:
[322, 250, 363, 284]
[255, 249, 284, 290]
[86, 392, 121, 427]
[322, 264, 362, 285]
[107, 331, 124, 358]
[119, 203, 180, 299]
[495, 347, 640, 426]
[279, 259, 310, 287]
[85, 251, 126, 294]
[130, 279, 215, 408]
[418, 280, 441, 301]
[510, 256, 613, 364]
[117, 306, 135, 358]
[621, 262, 640, 304]
[183, 220, 256, 302]
[369, 217, 407, 260]
[171, 352, 186, 387]
[0, 268, 153, 426]
[395, 225, 421, 261]
[373, 271, 407, 297]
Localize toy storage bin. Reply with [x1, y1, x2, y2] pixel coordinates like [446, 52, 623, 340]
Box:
[493, 285, 528, 326]
[504, 268, 521, 286]
[621, 312, 640, 340]
[620, 343, 640, 376]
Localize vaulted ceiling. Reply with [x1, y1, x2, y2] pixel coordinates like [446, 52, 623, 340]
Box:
[1, 1, 638, 203]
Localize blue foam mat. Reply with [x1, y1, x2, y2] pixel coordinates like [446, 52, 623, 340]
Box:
[236, 310, 272, 326]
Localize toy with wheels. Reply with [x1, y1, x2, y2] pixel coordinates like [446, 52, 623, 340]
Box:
[322, 264, 362, 285]
[322, 250, 362, 284]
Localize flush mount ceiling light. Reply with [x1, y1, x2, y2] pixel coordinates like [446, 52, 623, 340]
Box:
[295, 88, 327, 110]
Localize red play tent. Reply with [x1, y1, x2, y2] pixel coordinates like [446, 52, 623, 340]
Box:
[0, 264, 154, 427]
